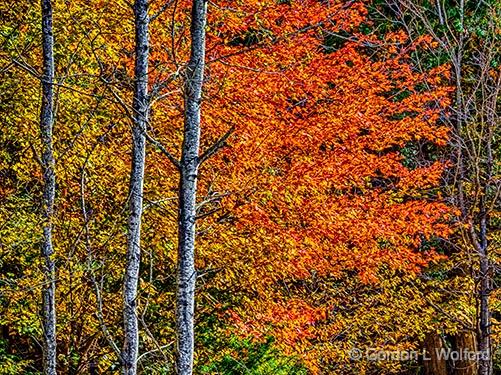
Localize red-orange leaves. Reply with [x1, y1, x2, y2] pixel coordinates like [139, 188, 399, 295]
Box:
[191, 0, 453, 371]
[125, 0, 454, 371]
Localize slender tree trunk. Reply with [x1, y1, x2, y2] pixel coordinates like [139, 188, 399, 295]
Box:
[40, 1, 57, 374]
[454, 2, 491, 373]
[122, 0, 149, 373]
[176, 0, 207, 374]
[477, 74, 495, 375]
[477, 214, 492, 375]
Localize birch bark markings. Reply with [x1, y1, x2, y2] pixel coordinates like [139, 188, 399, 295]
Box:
[176, 0, 207, 373]
[122, 0, 149, 373]
[40, 0, 57, 374]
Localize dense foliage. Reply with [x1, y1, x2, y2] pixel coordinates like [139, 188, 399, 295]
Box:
[0, 0, 499, 374]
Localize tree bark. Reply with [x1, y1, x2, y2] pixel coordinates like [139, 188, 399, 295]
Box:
[477, 215, 492, 375]
[40, 1, 57, 374]
[476, 66, 495, 375]
[423, 332, 447, 375]
[452, 330, 478, 375]
[122, 0, 149, 373]
[176, 0, 207, 374]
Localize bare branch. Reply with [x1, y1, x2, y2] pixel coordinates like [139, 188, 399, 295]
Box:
[150, 0, 175, 22]
[198, 126, 235, 166]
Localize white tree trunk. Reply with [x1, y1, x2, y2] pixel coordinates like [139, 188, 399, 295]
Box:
[40, 1, 57, 374]
[122, 0, 149, 373]
[176, 0, 207, 374]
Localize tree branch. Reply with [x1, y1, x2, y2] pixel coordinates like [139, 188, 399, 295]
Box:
[103, 82, 181, 170]
[198, 126, 235, 166]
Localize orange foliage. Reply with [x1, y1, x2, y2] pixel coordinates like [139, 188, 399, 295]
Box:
[0, 0, 454, 372]
[143, 0, 454, 370]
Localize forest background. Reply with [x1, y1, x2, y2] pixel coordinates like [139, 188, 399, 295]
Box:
[0, 0, 500, 374]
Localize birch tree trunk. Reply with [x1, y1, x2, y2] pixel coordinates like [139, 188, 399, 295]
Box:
[122, 0, 149, 373]
[40, 1, 57, 374]
[176, 0, 207, 373]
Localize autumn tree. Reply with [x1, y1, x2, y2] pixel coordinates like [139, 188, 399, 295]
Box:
[0, 0, 140, 371]
[182, 0, 454, 372]
[101, 0, 454, 372]
[381, 1, 501, 373]
[0, 0, 464, 374]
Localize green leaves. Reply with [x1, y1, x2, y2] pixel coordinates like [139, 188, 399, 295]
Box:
[200, 336, 307, 375]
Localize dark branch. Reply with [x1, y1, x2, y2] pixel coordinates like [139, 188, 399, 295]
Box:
[144, 131, 181, 170]
[198, 126, 235, 166]
[150, 0, 175, 22]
